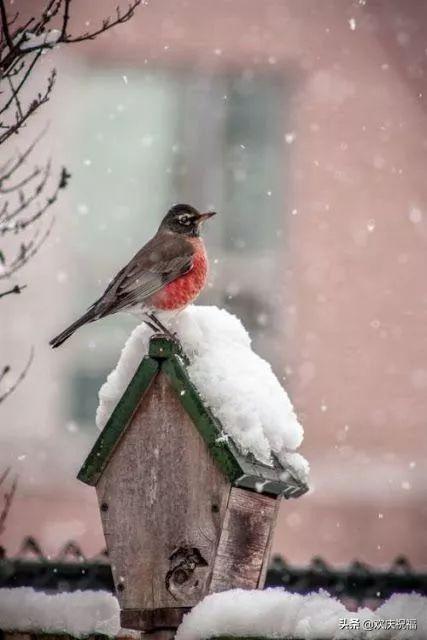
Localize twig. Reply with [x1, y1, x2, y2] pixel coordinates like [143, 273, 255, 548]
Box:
[61, 0, 142, 44]
[0, 159, 52, 229]
[0, 468, 10, 487]
[0, 470, 18, 535]
[0, 215, 55, 279]
[0, 0, 142, 63]
[0, 164, 41, 194]
[1, 165, 50, 225]
[0, 347, 34, 404]
[61, 0, 71, 39]
[0, 67, 56, 146]
[0, 125, 48, 183]
[0, 0, 14, 52]
[0, 51, 44, 117]
[0, 283, 27, 299]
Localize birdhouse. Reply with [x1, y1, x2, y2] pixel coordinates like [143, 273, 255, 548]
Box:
[78, 335, 308, 636]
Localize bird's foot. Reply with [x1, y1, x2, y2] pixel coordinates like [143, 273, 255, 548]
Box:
[146, 313, 179, 344]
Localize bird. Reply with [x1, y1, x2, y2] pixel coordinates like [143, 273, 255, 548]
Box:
[49, 204, 216, 348]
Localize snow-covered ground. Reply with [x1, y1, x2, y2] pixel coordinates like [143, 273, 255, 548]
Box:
[1, 587, 425, 639]
[176, 588, 427, 640]
[96, 305, 308, 480]
[0, 588, 120, 637]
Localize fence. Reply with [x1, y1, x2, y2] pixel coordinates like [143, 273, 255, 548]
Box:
[1, 537, 426, 608]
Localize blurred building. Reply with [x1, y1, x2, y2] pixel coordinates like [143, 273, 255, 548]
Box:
[1, 0, 426, 567]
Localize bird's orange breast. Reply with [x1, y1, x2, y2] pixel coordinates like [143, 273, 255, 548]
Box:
[150, 239, 208, 311]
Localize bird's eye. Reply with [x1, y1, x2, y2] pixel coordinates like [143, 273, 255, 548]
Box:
[179, 214, 191, 225]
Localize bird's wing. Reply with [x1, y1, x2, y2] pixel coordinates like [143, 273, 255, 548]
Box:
[95, 232, 194, 316]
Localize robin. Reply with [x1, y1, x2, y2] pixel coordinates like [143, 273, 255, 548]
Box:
[49, 204, 216, 348]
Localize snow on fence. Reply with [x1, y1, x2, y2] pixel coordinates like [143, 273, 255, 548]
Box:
[0, 589, 122, 638]
[1, 586, 427, 640]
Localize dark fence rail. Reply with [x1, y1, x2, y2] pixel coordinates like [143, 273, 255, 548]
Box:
[1, 537, 427, 607]
[267, 554, 427, 607]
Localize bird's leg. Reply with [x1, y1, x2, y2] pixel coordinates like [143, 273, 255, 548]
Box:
[144, 316, 160, 333]
[147, 312, 178, 343]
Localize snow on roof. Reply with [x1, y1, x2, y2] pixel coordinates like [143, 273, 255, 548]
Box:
[0, 588, 121, 637]
[97, 305, 308, 479]
[176, 588, 427, 640]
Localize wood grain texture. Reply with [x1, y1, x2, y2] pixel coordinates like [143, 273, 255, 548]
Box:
[96, 370, 231, 613]
[209, 487, 279, 592]
[78, 356, 159, 485]
[120, 606, 190, 632]
[257, 496, 281, 588]
[162, 356, 242, 483]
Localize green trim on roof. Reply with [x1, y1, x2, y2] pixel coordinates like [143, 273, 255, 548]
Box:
[77, 356, 159, 486]
[148, 335, 189, 363]
[77, 336, 309, 498]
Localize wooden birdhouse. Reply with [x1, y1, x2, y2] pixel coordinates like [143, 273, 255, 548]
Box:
[78, 335, 308, 636]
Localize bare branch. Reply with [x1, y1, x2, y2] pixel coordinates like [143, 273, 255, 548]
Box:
[0, 0, 140, 414]
[1, 165, 69, 237]
[61, 0, 71, 39]
[0, 50, 44, 117]
[0, 66, 56, 145]
[1, 0, 142, 63]
[61, 0, 142, 44]
[7, 74, 23, 122]
[0, 159, 52, 229]
[0, 347, 34, 405]
[0, 0, 142, 145]
[0, 215, 55, 279]
[0, 0, 14, 53]
[0, 164, 41, 193]
[0, 469, 18, 535]
[0, 467, 10, 487]
[35, 0, 62, 35]
[0, 126, 48, 183]
[0, 283, 27, 299]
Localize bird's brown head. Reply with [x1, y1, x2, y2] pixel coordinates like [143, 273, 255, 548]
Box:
[160, 204, 216, 237]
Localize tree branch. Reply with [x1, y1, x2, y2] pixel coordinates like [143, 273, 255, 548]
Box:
[0, 0, 14, 53]
[0, 468, 18, 536]
[0, 347, 34, 405]
[0, 126, 48, 183]
[0, 283, 27, 299]
[0, 215, 55, 279]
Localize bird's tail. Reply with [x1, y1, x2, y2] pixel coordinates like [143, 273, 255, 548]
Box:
[49, 309, 96, 348]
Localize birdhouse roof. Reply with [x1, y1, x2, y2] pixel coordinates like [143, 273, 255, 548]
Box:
[78, 336, 308, 498]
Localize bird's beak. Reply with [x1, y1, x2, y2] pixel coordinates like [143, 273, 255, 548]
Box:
[198, 211, 217, 223]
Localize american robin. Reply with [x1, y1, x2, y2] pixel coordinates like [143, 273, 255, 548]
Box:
[49, 204, 216, 348]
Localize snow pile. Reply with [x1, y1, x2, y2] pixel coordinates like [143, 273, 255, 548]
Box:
[97, 305, 307, 478]
[0, 588, 120, 637]
[20, 29, 61, 51]
[176, 588, 427, 640]
[2, 586, 425, 639]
